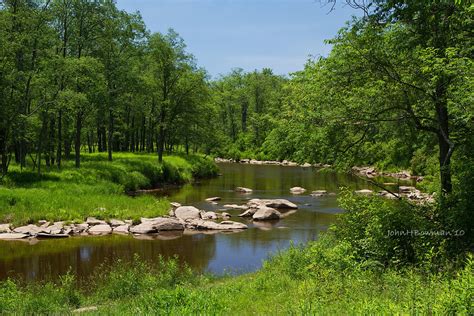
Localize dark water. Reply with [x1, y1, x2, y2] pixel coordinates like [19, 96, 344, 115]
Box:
[0, 163, 377, 282]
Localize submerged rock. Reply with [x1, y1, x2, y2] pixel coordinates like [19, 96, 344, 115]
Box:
[235, 187, 253, 193]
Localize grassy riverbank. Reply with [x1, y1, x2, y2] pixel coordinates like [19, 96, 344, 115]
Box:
[0, 153, 218, 226]
[0, 234, 471, 314]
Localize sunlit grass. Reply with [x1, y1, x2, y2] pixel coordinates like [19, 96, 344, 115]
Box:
[0, 153, 217, 225]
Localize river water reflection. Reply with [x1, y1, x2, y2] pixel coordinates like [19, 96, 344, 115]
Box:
[0, 163, 375, 281]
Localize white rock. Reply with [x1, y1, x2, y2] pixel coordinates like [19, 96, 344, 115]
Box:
[223, 204, 249, 210]
[170, 202, 181, 208]
[290, 187, 306, 194]
[311, 190, 328, 197]
[247, 199, 298, 209]
[174, 206, 202, 220]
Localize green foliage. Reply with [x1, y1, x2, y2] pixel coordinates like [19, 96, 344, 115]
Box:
[0, 153, 217, 225]
[0, 237, 471, 314]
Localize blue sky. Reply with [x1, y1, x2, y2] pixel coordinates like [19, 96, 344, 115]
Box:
[115, 0, 359, 78]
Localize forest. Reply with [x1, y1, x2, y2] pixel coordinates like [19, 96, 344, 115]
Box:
[0, 0, 473, 314]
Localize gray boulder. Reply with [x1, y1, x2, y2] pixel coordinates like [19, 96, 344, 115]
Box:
[252, 207, 281, 221]
[113, 224, 130, 234]
[130, 223, 157, 234]
[174, 206, 202, 220]
[88, 224, 112, 235]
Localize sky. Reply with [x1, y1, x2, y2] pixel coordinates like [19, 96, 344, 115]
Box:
[115, 0, 359, 78]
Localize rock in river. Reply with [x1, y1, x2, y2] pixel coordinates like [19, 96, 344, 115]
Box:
[290, 187, 306, 194]
[252, 207, 281, 221]
[247, 199, 298, 209]
[174, 206, 202, 220]
[205, 197, 221, 202]
[235, 187, 253, 193]
[130, 223, 157, 234]
[186, 219, 248, 230]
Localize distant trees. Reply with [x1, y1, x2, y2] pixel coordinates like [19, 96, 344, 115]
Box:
[0, 0, 213, 176]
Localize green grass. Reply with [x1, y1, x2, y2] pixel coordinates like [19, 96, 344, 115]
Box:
[0, 234, 471, 315]
[0, 153, 218, 225]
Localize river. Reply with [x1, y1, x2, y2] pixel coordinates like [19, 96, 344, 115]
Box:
[0, 163, 376, 282]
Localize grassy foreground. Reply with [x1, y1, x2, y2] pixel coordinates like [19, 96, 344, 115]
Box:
[0, 153, 218, 225]
[0, 234, 471, 315]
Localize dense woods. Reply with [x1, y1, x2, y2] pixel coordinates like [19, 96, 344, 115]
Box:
[0, 0, 213, 176]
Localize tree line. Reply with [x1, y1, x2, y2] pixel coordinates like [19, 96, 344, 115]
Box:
[0, 0, 215, 176]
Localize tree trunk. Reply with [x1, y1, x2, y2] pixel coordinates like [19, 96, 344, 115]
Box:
[57, 109, 62, 169]
[108, 108, 113, 161]
[75, 112, 82, 168]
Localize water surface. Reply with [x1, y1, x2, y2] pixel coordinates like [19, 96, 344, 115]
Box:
[0, 163, 376, 281]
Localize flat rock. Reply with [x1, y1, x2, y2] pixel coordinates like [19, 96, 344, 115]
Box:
[72, 223, 89, 234]
[205, 197, 221, 202]
[235, 187, 253, 193]
[88, 224, 112, 235]
[248, 199, 298, 209]
[290, 187, 306, 194]
[13, 224, 42, 236]
[0, 233, 28, 240]
[113, 224, 130, 234]
[109, 219, 125, 227]
[174, 206, 202, 221]
[186, 219, 247, 230]
[253, 207, 281, 221]
[221, 212, 232, 218]
[223, 204, 249, 210]
[130, 223, 157, 234]
[0, 224, 11, 233]
[86, 217, 107, 225]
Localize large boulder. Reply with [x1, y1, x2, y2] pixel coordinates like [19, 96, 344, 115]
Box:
[252, 207, 281, 221]
[174, 206, 202, 220]
[88, 224, 112, 235]
[247, 199, 297, 209]
[150, 217, 184, 231]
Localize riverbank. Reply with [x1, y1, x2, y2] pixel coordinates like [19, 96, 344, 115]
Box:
[0, 153, 218, 226]
[0, 233, 471, 314]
